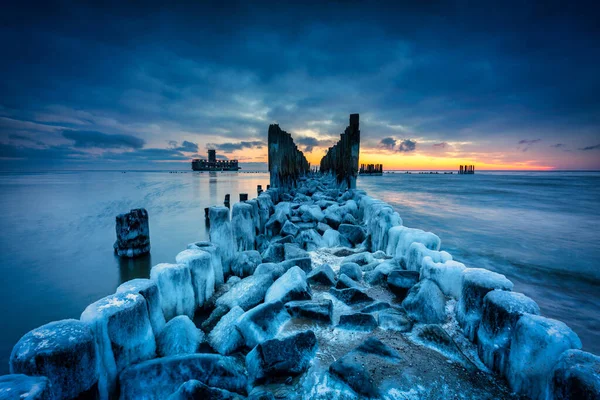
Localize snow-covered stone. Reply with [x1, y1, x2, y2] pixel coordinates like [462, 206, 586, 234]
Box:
[456, 268, 514, 341]
[280, 220, 299, 237]
[295, 229, 324, 251]
[507, 314, 582, 400]
[157, 315, 204, 357]
[342, 252, 375, 266]
[253, 262, 286, 280]
[246, 330, 318, 384]
[209, 206, 236, 276]
[551, 349, 600, 400]
[284, 243, 308, 260]
[279, 257, 312, 274]
[232, 250, 262, 278]
[387, 270, 419, 300]
[336, 273, 362, 289]
[208, 306, 245, 355]
[307, 264, 336, 286]
[232, 202, 256, 252]
[364, 260, 398, 285]
[329, 287, 374, 305]
[338, 224, 366, 246]
[9, 320, 98, 400]
[261, 243, 284, 263]
[386, 226, 441, 259]
[235, 301, 291, 348]
[420, 257, 466, 299]
[187, 241, 224, 285]
[150, 263, 196, 320]
[265, 202, 291, 236]
[81, 293, 155, 399]
[0, 374, 51, 400]
[477, 290, 540, 376]
[339, 262, 362, 281]
[285, 300, 333, 323]
[117, 278, 166, 337]
[265, 266, 311, 304]
[118, 354, 248, 400]
[405, 242, 452, 273]
[175, 249, 215, 308]
[402, 279, 447, 324]
[322, 229, 350, 247]
[216, 274, 274, 311]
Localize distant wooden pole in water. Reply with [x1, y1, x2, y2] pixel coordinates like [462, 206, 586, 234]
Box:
[224, 194, 230, 207]
[239, 193, 248, 201]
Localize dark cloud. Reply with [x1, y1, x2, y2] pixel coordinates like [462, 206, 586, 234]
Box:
[295, 136, 332, 153]
[169, 140, 198, 152]
[206, 141, 266, 153]
[398, 139, 417, 153]
[0, 142, 86, 160]
[518, 138, 541, 152]
[62, 130, 145, 149]
[433, 142, 449, 148]
[580, 144, 600, 151]
[550, 143, 565, 148]
[379, 137, 397, 150]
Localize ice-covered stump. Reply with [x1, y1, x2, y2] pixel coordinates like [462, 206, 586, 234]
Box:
[176, 249, 215, 308]
[386, 226, 441, 259]
[216, 273, 274, 311]
[507, 314, 582, 400]
[0, 374, 51, 400]
[209, 206, 236, 276]
[232, 250, 262, 277]
[235, 301, 291, 348]
[150, 263, 196, 320]
[457, 268, 514, 341]
[81, 292, 156, 399]
[187, 241, 225, 285]
[9, 319, 98, 400]
[118, 354, 248, 399]
[401, 279, 447, 324]
[232, 202, 256, 252]
[405, 242, 452, 273]
[257, 194, 274, 233]
[551, 350, 600, 400]
[420, 257, 466, 299]
[366, 206, 402, 252]
[117, 278, 166, 337]
[265, 266, 312, 303]
[208, 306, 246, 355]
[114, 208, 150, 257]
[477, 290, 540, 376]
[246, 330, 318, 385]
[157, 316, 204, 357]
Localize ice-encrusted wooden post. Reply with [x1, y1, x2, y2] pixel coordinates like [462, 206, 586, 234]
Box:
[268, 123, 310, 189]
[114, 208, 150, 257]
[319, 113, 360, 189]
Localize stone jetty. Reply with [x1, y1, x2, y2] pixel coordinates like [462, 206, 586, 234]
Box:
[3, 114, 598, 400]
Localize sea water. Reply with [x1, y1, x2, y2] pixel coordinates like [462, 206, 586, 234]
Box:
[0, 170, 598, 372]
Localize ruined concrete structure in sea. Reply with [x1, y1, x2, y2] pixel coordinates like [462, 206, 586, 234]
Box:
[3, 113, 599, 399]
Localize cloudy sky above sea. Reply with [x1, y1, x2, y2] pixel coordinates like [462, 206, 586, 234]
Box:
[1, 1, 599, 170]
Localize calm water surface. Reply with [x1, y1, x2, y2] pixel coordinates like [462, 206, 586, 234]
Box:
[0, 170, 598, 372]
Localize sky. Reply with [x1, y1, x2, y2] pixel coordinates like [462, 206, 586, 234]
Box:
[1, 1, 599, 171]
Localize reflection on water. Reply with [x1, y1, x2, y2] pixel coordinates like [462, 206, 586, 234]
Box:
[117, 253, 152, 285]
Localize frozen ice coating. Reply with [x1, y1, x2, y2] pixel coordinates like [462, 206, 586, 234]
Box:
[117, 278, 167, 337]
[477, 290, 540, 376]
[457, 268, 514, 341]
[257, 194, 274, 232]
[232, 250, 262, 277]
[208, 306, 245, 355]
[80, 292, 156, 400]
[118, 354, 248, 400]
[264, 266, 312, 304]
[401, 279, 447, 324]
[150, 263, 196, 320]
[232, 202, 256, 252]
[405, 242, 453, 273]
[386, 225, 441, 259]
[176, 249, 215, 308]
[9, 319, 98, 400]
[209, 206, 236, 276]
[551, 349, 600, 400]
[420, 257, 466, 299]
[157, 316, 204, 357]
[187, 241, 225, 285]
[235, 301, 291, 348]
[216, 273, 274, 311]
[245, 198, 262, 234]
[507, 314, 582, 400]
[366, 206, 402, 252]
[0, 374, 51, 400]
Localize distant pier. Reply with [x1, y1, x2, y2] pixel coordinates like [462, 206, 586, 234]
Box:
[459, 165, 475, 174]
[359, 163, 383, 176]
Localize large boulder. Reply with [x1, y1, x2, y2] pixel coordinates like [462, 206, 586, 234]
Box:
[329, 287, 374, 305]
[261, 243, 285, 263]
[338, 224, 366, 246]
[232, 202, 256, 252]
[364, 260, 397, 285]
[9, 320, 98, 400]
[209, 206, 236, 276]
[253, 262, 286, 280]
[232, 250, 262, 278]
[117, 278, 166, 337]
[150, 263, 196, 320]
[235, 301, 291, 348]
[402, 279, 447, 324]
[387, 270, 419, 300]
[279, 257, 312, 274]
[157, 316, 204, 357]
[176, 249, 215, 308]
[551, 350, 600, 400]
[264, 266, 312, 304]
[339, 262, 362, 281]
[187, 241, 225, 285]
[216, 273, 274, 311]
[280, 220, 300, 237]
[246, 330, 318, 385]
[0, 374, 51, 400]
[284, 243, 308, 260]
[294, 229, 324, 251]
[81, 293, 156, 399]
[208, 306, 246, 355]
[307, 264, 336, 286]
[285, 300, 333, 323]
[118, 354, 248, 400]
[335, 273, 362, 289]
[322, 229, 351, 248]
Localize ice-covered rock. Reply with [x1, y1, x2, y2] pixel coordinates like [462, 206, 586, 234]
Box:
[285, 300, 333, 323]
[316, 221, 332, 235]
[307, 264, 336, 286]
[551, 349, 600, 400]
[232, 202, 256, 252]
[364, 260, 398, 285]
[246, 330, 318, 385]
[265, 202, 291, 236]
[216, 273, 274, 311]
[232, 250, 262, 277]
[284, 243, 308, 260]
[81, 292, 155, 399]
[9, 320, 98, 400]
[118, 354, 248, 399]
[387, 270, 419, 299]
[201, 305, 230, 334]
[209, 206, 236, 276]
[175, 249, 215, 308]
[157, 316, 204, 357]
[456, 268, 514, 341]
[324, 212, 342, 229]
[329, 287, 374, 305]
[254, 262, 286, 280]
[301, 205, 325, 222]
[386, 226, 441, 259]
[507, 314, 582, 400]
[402, 279, 447, 324]
[117, 278, 166, 337]
[114, 208, 150, 257]
[265, 266, 311, 304]
[187, 241, 225, 285]
[367, 206, 402, 252]
[322, 229, 351, 247]
[412, 324, 476, 370]
[279, 257, 312, 274]
[0, 374, 51, 400]
[405, 242, 452, 273]
[339, 262, 362, 281]
[378, 308, 412, 332]
[235, 301, 291, 348]
[338, 224, 366, 246]
[336, 273, 362, 289]
[361, 301, 391, 313]
[280, 220, 299, 237]
[208, 306, 246, 355]
[150, 263, 196, 320]
[342, 213, 357, 225]
[477, 290, 540, 376]
[420, 257, 466, 299]
[167, 380, 242, 400]
[295, 229, 324, 251]
[261, 243, 284, 263]
[338, 312, 378, 331]
[342, 252, 375, 266]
